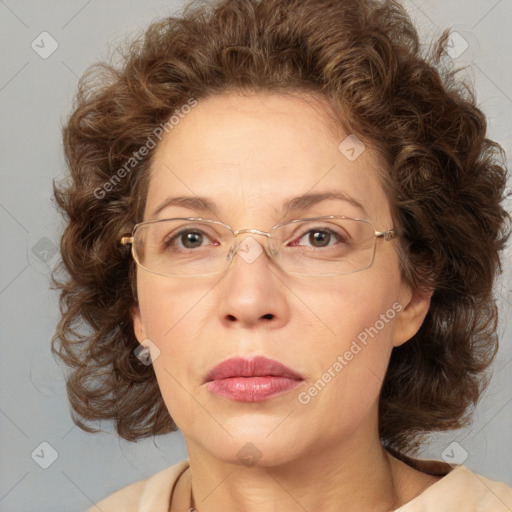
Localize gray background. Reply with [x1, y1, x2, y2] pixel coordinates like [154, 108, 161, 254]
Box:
[0, 1, 511, 511]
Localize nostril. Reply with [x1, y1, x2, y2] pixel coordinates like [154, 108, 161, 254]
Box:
[262, 313, 274, 320]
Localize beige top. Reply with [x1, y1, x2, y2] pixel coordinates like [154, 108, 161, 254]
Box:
[87, 456, 512, 512]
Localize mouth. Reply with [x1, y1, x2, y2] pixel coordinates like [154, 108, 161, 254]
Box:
[204, 356, 304, 402]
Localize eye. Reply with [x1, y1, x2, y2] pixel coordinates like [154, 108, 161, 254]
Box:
[163, 227, 219, 250]
[289, 225, 349, 249]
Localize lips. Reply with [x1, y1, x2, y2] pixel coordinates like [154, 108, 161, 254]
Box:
[204, 356, 304, 402]
[204, 356, 303, 383]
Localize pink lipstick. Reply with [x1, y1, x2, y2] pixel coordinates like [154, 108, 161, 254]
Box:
[205, 356, 303, 402]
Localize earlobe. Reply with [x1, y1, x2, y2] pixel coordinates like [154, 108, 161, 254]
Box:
[392, 285, 433, 347]
[130, 304, 146, 344]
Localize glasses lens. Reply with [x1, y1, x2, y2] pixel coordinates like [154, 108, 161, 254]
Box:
[133, 219, 233, 276]
[272, 217, 376, 276]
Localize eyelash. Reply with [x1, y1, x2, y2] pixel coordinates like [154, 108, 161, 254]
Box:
[163, 226, 348, 251]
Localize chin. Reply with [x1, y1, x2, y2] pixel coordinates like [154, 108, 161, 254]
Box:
[225, 443, 305, 468]
[193, 420, 309, 467]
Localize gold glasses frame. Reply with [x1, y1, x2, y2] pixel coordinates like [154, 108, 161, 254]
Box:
[120, 215, 397, 277]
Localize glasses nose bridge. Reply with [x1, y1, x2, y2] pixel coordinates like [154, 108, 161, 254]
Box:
[233, 227, 271, 238]
[227, 227, 276, 263]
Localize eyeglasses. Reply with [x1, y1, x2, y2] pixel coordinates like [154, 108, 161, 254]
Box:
[120, 216, 396, 277]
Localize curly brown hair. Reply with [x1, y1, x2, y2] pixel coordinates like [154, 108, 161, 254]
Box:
[51, 0, 510, 455]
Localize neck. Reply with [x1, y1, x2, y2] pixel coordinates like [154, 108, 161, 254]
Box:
[178, 429, 402, 512]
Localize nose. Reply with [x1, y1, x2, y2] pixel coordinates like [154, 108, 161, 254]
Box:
[217, 233, 289, 329]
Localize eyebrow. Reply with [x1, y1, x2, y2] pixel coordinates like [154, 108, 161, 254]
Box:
[150, 191, 368, 219]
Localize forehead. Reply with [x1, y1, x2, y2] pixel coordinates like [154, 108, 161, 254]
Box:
[145, 92, 392, 227]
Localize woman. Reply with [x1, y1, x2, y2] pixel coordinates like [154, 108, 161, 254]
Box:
[51, 0, 512, 510]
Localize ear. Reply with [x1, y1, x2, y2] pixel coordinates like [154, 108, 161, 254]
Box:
[131, 303, 146, 345]
[392, 283, 432, 347]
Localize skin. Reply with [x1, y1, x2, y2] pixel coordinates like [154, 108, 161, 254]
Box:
[132, 91, 438, 512]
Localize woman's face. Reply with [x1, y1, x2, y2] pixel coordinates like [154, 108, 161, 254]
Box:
[132, 91, 429, 466]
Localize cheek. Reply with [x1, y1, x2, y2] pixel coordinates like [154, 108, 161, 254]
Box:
[135, 275, 211, 423]
[293, 268, 401, 346]
[136, 274, 207, 342]
[317, 296, 397, 387]
[292, 275, 400, 417]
